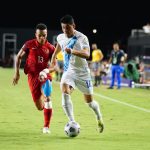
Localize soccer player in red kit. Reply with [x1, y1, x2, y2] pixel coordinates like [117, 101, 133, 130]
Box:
[12, 23, 55, 134]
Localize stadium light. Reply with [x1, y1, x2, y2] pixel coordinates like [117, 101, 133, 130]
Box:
[93, 29, 97, 34]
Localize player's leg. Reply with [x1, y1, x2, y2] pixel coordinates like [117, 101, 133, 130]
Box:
[61, 83, 75, 122]
[96, 62, 101, 86]
[84, 94, 104, 133]
[93, 62, 98, 86]
[34, 96, 44, 110]
[116, 66, 122, 89]
[41, 79, 53, 133]
[60, 73, 75, 122]
[76, 78, 104, 133]
[109, 65, 115, 88]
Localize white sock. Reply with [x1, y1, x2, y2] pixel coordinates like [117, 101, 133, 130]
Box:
[88, 100, 102, 121]
[44, 101, 52, 109]
[62, 93, 75, 121]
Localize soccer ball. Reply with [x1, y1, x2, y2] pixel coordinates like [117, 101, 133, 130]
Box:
[64, 121, 80, 137]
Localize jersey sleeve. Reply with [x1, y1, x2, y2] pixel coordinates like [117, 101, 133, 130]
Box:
[22, 41, 30, 53]
[56, 34, 61, 45]
[80, 36, 90, 49]
[120, 50, 125, 56]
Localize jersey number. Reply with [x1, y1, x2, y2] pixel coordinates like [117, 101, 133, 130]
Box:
[38, 56, 43, 63]
[86, 80, 92, 88]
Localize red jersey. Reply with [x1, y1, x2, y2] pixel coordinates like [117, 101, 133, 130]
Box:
[23, 39, 55, 75]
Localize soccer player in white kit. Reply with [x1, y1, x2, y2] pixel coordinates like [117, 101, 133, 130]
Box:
[51, 15, 104, 133]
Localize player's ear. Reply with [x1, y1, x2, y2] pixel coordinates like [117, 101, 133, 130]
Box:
[73, 23, 76, 29]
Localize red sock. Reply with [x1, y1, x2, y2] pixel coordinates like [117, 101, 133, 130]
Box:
[43, 108, 52, 128]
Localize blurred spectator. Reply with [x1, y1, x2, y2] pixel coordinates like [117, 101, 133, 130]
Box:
[100, 61, 111, 77]
[56, 50, 64, 81]
[136, 61, 144, 83]
[108, 42, 127, 89]
[91, 43, 104, 86]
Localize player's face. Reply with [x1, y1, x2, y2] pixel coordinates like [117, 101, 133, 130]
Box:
[92, 44, 97, 50]
[113, 43, 119, 51]
[61, 23, 75, 38]
[35, 29, 47, 45]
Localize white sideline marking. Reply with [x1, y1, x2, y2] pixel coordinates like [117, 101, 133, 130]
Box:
[94, 92, 150, 113]
[53, 81, 150, 113]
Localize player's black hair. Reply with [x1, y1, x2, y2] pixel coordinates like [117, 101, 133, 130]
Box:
[60, 15, 75, 25]
[113, 40, 121, 46]
[36, 23, 47, 30]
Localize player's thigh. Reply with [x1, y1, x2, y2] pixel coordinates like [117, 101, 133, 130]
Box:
[60, 72, 75, 93]
[75, 78, 93, 95]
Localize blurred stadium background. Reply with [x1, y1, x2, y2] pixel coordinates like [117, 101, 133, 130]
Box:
[0, 24, 150, 86]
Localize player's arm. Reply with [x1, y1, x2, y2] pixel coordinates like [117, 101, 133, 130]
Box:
[121, 53, 127, 63]
[108, 57, 112, 64]
[65, 36, 90, 59]
[50, 43, 61, 67]
[99, 50, 104, 61]
[39, 44, 61, 82]
[65, 47, 90, 59]
[12, 48, 26, 85]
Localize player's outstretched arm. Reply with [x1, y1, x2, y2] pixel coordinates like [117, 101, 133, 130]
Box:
[12, 48, 26, 85]
[50, 43, 61, 67]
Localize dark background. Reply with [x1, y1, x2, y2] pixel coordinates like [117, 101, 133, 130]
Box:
[0, 1, 150, 59]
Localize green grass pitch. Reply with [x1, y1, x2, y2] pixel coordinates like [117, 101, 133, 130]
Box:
[0, 68, 150, 150]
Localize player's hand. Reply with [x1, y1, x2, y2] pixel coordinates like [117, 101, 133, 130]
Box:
[39, 69, 49, 82]
[12, 73, 20, 85]
[65, 47, 72, 54]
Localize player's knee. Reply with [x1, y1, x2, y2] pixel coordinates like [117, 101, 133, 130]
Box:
[44, 96, 51, 102]
[61, 83, 71, 94]
[84, 94, 93, 103]
[35, 101, 44, 111]
[62, 89, 70, 94]
[61, 86, 70, 94]
[36, 105, 43, 111]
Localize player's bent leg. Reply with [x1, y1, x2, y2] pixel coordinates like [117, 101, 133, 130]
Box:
[35, 96, 44, 111]
[61, 83, 75, 122]
[84, 94, 104, 133]
[41, 80, 53, 134]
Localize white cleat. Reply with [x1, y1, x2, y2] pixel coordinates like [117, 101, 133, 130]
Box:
[43, 127, 50, 134]
[97, 120, 104, 133]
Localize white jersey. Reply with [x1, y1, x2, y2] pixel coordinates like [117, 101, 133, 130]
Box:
[57, 30, 91, 79]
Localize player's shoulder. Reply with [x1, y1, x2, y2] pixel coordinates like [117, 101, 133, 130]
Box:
[46, 41, 55, 49]
[23, 39, 36, 49]
[120, 49, 125, 53]
[75, 30, 88, 40]
[25, 39, 36, 44]
[57, 33, 65, 42]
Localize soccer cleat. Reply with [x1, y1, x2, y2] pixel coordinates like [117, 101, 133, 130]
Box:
[43, 127, 50, 134]
[97, 120, 104, 133]
[107, 86, 113, 89]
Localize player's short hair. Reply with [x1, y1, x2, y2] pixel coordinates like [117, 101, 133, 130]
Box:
[36, 23, 47, 30]
[60, 15, 75, 25]
[113, 41, 121, 46]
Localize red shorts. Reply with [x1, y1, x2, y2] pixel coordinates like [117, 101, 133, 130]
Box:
[27, 73, 52, 102]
